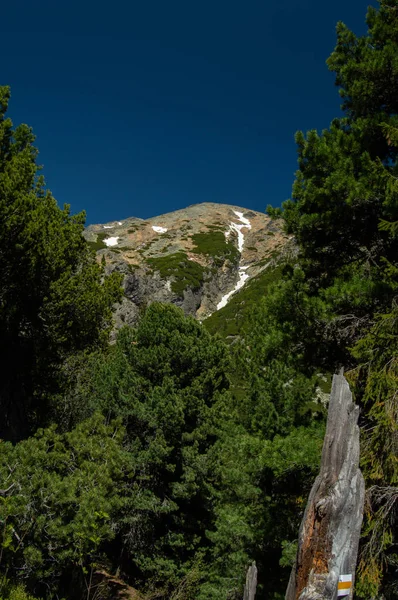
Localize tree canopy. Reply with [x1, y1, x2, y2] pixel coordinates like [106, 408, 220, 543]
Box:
[0, 86, 122, 440]
[266, 2, 398, 595]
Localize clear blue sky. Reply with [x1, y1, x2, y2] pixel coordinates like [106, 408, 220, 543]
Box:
[2, 0, 374, 224]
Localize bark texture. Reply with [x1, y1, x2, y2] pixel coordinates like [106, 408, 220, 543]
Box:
[285, 370, 365, 600]
[243, 563, 257, 600]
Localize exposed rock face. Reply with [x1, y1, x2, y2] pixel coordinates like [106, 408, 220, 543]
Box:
[84, 203, 289, 329]
[285, 371, 365, 600]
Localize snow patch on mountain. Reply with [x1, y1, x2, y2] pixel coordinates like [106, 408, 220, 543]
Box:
[104, 237, 119, 247]
[217, 267, 250, 310]
[217, 212, 252, 310]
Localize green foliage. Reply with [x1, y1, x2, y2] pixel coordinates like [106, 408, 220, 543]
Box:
[279, 540, 298, 568]
[147, 252, 206, 295]
[282, 124, 393, 290]
[5, 2, 398, 595]
[0, 86, 123, 440]
[204, 264, 283, 339]
[0, 414, 132, 595]
[55, 302, 323, 599]
[266, 205, 283, 219]
[202, 275, 326, 598]
[0, 85, 328, 600]
[63, 304, 231, 594]
[348, 300, 398, 598]
[272, 3, 398, 596]
[87, 232, 108, 251]
[191, 231, 240, 266]
[280, 1, 398, 305]
[0, 578, 41, 600]
[200, 418, 324, 598]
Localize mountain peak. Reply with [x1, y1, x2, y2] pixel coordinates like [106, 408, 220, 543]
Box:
[83, 203, 289, 330]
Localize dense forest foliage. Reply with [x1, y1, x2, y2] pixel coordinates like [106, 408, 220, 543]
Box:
[1, 1, 397, 599]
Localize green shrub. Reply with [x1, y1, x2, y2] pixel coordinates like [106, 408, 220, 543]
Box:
[204, 264, 283, 339]
[0, 578, 41, 600]
[87, 232, 108, 251]
[191, 231, 240, 265]
[147, 252, 206, 295]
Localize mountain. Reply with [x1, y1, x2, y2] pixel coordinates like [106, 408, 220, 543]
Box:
[83, 203, 292, 335]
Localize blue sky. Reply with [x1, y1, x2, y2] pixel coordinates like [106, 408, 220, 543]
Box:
[2, 0, 374, 224]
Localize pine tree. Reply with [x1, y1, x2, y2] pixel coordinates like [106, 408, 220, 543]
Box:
[270, 3, 398, 596]
[275, 2, 398, 356]
[0, 414, 133, 597]
[282, 0, 398, 280]
[349, 300, 398, 598]
[0, 86, 122, 440]
[66, 303, 232, 595]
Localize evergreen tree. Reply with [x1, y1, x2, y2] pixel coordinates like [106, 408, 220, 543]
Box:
[282, 0, 398, 285]
[65, 303, 231, 595]
[0, 86, 122, 440]
[196, 289, 327, 599]
[268, 2, 398, 596]
[265, 2, 398, 369]
[349, 299, 398, 599]
[0, 414, 133, 598]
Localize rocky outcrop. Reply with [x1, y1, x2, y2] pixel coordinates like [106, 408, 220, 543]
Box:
[84, 203, 290, 329]
[285, 371, 365, 600]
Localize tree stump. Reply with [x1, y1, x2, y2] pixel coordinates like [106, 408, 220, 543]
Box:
[243, 562, 257, 600]
[285, 370, 365, 600]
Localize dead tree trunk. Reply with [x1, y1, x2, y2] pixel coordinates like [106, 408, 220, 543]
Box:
[243, 562, 257, 600]
[285, 370, 365, 600]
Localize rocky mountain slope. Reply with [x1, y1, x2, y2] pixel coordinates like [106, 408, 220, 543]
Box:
[83, 203, 291, 332]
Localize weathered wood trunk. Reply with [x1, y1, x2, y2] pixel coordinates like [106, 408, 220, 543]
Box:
[285, 370, 365, 600]
[243, 562, 257, 600]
